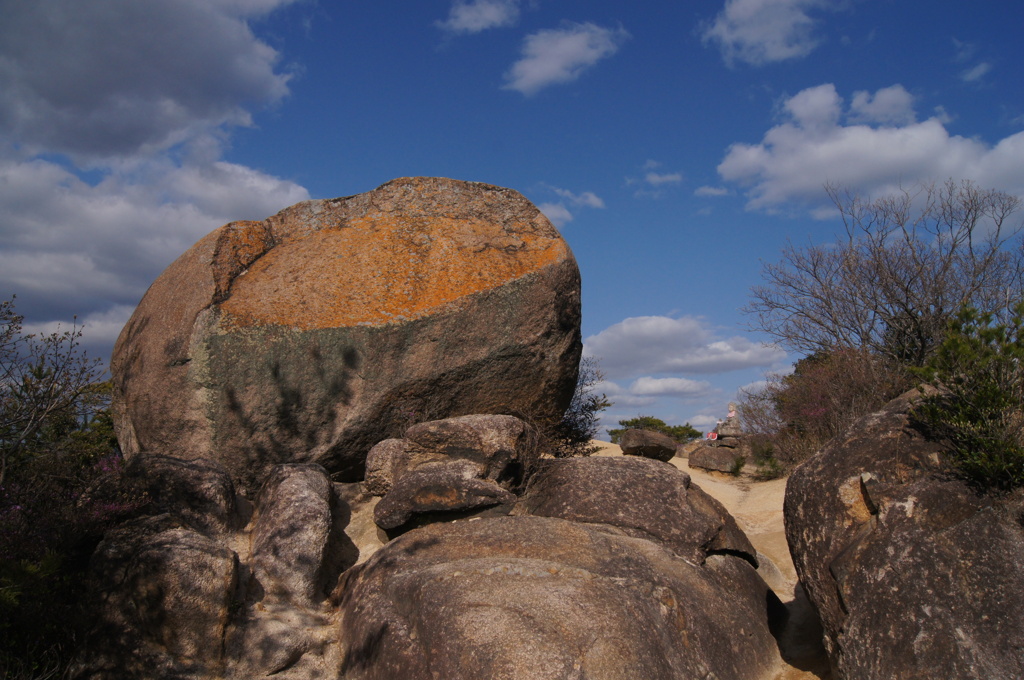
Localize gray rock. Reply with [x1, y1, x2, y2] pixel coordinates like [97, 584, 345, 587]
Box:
[618, 428, 677, 461]
[334, 516, 781, 680]
[111, 177, 582, 492]
[690, 443, 746, 473]
[81, 515, 239, 678]
[365, 414, 537, 498]
[518, 455, 756, 566]
[129, 454, 239, 535]
[372, 462, 517, 531]
[251, 464, 336, 604]
[785, 389, 1024, 679]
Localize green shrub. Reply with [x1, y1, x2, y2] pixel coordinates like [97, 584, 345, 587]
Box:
[913, 302, 1024, 491]
[607, 416, 701, 444]
[545, 356, 611, 457]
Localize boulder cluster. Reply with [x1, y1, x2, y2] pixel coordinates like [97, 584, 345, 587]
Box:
[80, 178, 785, 680]
[76, 177, 1024, 680]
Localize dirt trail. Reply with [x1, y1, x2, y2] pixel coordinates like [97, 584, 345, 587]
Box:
[592, 442, 831, 680]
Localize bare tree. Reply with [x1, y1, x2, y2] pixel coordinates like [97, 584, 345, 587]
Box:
[746, 180, 1024, 365]
[1, 297, 102, 484]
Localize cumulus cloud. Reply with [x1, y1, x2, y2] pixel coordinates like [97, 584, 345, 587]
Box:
[848, 85, 916, 125]
[0, 152, 309, 323]
[539, 186, 605, 226]
[583, 315, 786, 378]
[538, 202, 574, 227]
[436, 0, 520, 34]
[694, 185, 729, 197]
[701, 0, 829, 67]
[0, 0, 310, 358]
[718, 83, 1024, 209]
[503, 22, 629, 96]
[0, 0, 300, 161]
[628, 376, 713, 397]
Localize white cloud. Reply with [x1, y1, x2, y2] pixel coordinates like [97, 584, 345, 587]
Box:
[644, 171, 683, 186]
[701, 0, 829, 67]
[503, 22, 629, 96]
[695, 185, 729, 197]
[538, 202, 574, 227]
[583, 315, 786, 378]
[629, 376, 713, 397]
[0, 0, 299, 161]
[961, 62, 992, 83]
[436, 0, 520, 34]
[0, 153, 309, 324]
[552, 187, 606, 209]
[718, 83, 1024, 210]
[849, 85, 916, 126]
[540, 186, 606, 226]
[0, 0, 310, 357]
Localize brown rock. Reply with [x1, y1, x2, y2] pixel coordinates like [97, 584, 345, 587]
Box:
[518, 455, 756, 566]
[618, 428, 677, 461]
[785, 389, 1024, 679]
[690, 443, 746, 473]
[334, 516, 781, 680]
[111, 177, 582, 490]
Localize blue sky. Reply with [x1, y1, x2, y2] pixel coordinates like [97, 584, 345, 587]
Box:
[2, 0, 1023, 435]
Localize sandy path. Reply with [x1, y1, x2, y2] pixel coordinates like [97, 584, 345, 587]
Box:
[591, 441, 831, 680]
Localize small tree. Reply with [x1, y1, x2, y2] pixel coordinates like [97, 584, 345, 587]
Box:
[548, 356, 611, 457]
[607, 415, 701, 444]
[746, 180, 1024, 366]
[1, 297, 103, 484]
[913, 302, 1024, 491]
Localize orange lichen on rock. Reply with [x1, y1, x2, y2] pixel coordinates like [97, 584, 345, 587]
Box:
[218, 212, 568, 330]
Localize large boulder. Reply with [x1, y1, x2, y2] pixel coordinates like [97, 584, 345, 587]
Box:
[518, 456, 756, 566]
[111, 177, 582, 489]
[334, 516, 781, 680]
[366, 414, 535, 532]
[785, 389, 1024, 679]
[690, 443, 746, 473]
[617, 428, 677, 461]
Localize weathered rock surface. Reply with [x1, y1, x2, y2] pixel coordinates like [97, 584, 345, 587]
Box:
[77, 458, 353, 680]
[127, 454, 240, 535]
[785, 388, 1024, 679]
[365, 414, 536, 496]
[618, 428, 677, 461]
[366, 414, 535, 532]
[251, 464, 338, 605]
[82, 514, 240, 679]
[111, 177, 582, 489]
[690, 443, 746, 473]
[518, 455, 756, 566]
[335, 516, 781, 680]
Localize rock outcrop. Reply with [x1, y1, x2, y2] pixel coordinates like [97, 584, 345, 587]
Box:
[784, 389, 1024, 679]
[336, 516, 781, 680]
[366, 414, 535, 533]
[518, 455, 756, 566]
[111, 177, 582, 489]
[79, 449, 785, 679]
[617, 428, 677, 461]
[690, 444, 746, 473]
